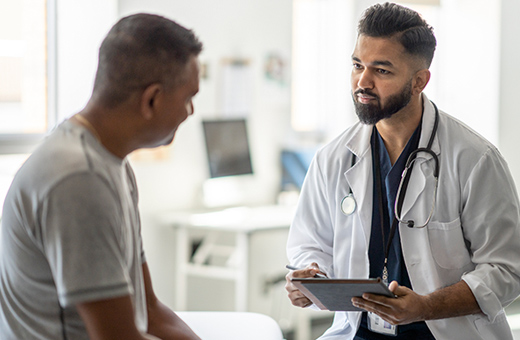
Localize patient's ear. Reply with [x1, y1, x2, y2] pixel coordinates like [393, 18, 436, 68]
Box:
[140, 84, 162, 120]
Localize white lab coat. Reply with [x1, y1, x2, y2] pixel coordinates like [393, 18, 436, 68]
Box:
[287, 94, 520, 339]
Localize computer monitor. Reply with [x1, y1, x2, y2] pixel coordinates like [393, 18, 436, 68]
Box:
[201, 118, 255, 208]
[202, 118, 253, 178]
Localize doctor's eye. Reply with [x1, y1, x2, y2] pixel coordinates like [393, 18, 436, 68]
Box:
[352, 63, 364, 71]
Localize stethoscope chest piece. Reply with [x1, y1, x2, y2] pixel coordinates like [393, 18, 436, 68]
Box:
[341, 194, 356, 215]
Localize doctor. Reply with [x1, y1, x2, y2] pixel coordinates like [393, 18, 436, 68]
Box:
[285, 3, 520, 340]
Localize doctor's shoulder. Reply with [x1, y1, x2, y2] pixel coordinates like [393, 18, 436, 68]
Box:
[438, 111, 498, 156]
[314, 123, 364, 162]
[437, 111, 509, 180]
[300, 127, 361, 189]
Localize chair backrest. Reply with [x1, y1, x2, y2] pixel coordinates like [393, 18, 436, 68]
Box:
[176, 311, 285, 340]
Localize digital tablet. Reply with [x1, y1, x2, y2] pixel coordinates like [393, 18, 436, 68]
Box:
[291, 277, 395, 311]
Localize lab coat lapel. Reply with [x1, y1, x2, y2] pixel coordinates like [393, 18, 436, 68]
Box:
[344, 123, 373, 246]
[399, 94, 441, 221]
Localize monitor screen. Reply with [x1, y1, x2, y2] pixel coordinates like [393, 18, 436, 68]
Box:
[202, 119, 253, 178]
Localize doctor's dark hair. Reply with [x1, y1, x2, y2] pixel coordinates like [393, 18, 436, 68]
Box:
[92, 13, 203, 108]
[357, 2, 436, 68]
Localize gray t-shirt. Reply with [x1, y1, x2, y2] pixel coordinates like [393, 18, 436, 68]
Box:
[0, 120, 147, 339]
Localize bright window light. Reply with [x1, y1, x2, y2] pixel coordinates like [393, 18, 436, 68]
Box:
[291, 0, 355, 138]
[0, 0, 48, 134]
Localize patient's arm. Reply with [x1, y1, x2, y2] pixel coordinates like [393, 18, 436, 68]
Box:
[143, 263, 201, 340]
[77, 295, 152, 340]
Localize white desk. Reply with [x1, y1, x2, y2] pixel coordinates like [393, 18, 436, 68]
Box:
[158, 204, 295, 312]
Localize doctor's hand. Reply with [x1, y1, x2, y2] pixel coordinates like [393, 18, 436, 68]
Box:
[285, 262, 323, 308]
[351, 281, 431, 326]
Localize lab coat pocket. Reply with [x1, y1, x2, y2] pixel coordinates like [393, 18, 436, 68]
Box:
[428, 218, 472, 269]
[473, 312, 513, 340]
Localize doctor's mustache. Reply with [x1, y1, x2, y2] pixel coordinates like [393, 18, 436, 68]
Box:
[353, 88, 379, 99]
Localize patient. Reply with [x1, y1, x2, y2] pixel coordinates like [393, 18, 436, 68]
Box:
[0, 13, 202, 340]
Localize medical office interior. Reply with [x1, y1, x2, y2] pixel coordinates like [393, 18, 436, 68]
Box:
[1, 0, 520, 339]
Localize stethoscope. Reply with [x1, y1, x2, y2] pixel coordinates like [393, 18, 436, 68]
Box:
[341, 101, 440, 229]
[340, 155, 358, 215]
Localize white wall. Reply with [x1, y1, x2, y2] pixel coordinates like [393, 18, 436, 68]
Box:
[56, 0, 118, 121]
[430, 0, 500, 145]
[499, 0, 520, 187]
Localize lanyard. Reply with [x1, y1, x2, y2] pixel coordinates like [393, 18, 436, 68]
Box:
[373, 128, 400, 285]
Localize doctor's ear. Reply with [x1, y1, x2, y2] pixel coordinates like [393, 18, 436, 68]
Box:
[140, 83, 162, 120]
[412, 69, 431, 95]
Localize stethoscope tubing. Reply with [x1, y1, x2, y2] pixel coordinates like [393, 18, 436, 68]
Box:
[394, 102, 439, 228]
[341, 101, 440, 229]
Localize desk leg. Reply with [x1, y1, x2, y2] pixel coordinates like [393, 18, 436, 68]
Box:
[235, 232, 248, 312]
[176, 226, 188, 311]
[295, 310, 312, 340]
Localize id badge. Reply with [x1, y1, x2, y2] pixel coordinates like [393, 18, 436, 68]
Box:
[368, 312, 397, 336]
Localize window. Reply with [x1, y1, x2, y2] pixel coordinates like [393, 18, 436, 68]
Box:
[0, 0, 54, 153]
[291, 0, 355, 140]
[0, 154, 29, 218]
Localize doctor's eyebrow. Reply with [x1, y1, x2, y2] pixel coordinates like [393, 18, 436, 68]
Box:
[352, 56, 394, 68]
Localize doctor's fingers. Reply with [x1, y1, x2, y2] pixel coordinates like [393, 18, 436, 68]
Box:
[284, 273, 301, 293]
[353, 293, 425, 325]
[287, 290, 312, 308]
[351, 298, 399, 324]
[284, 277, 310, 306]
[288, 264, 321, 280]
[360, 302, 413, 326]
[285, 267, 318, 290]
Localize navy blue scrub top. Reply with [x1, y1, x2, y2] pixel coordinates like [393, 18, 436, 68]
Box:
[356, 122, 435, 339]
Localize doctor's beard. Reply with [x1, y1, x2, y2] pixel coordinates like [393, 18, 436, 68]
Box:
[352, 80, 413, 125]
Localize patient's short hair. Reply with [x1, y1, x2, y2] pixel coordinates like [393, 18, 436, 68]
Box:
[93, 13, 203, 107]
[358, 2, 436, 68]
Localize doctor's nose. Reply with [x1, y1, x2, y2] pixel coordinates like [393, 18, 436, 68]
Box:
[355, 71, 374, 90]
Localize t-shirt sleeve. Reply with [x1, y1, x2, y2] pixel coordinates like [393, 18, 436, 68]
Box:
[124, 161, 146, 265]
[40, 172, 132, 307]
